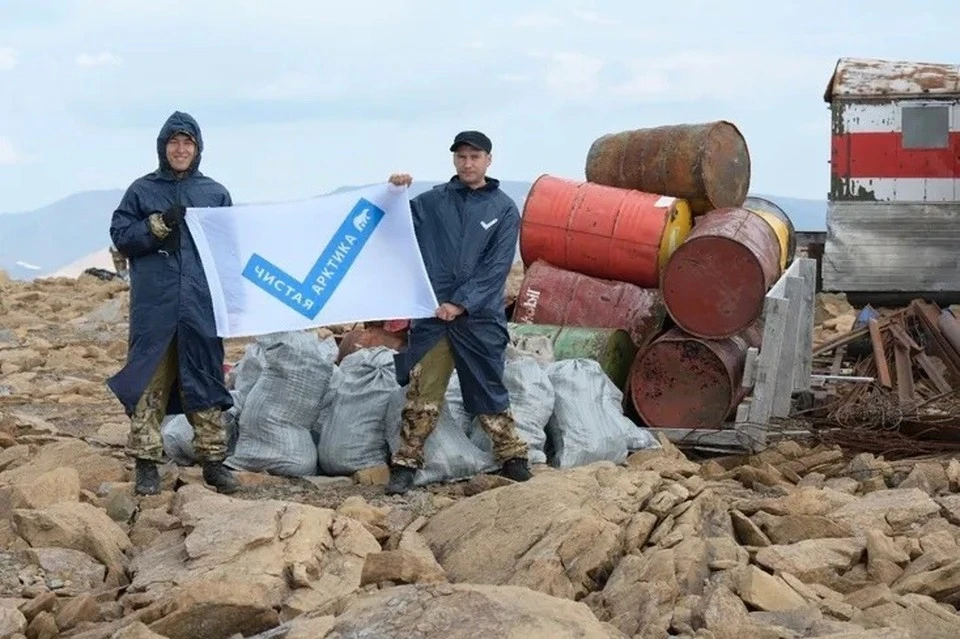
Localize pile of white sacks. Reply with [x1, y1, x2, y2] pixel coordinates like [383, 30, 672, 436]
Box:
[161, 330, 660, 487]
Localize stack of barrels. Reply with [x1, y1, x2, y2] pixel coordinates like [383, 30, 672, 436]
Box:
[510, 121, 796, 431]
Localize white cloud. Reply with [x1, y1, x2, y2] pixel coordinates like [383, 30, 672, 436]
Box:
[0, 47, 16, 70]
[0, 137, 22, 165]
[239, 72, 345, 102]
[75, 52, 122, 67]
[541, 52, 606, 98]
[613, 50, 834, 102]
[512, 12, 564, 29]
[569, 5, 619, 25]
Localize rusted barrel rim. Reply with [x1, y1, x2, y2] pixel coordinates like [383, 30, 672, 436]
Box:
[743, 195, 797, 267]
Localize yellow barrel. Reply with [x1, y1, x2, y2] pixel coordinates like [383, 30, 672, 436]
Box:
[743, 196, 796, 271]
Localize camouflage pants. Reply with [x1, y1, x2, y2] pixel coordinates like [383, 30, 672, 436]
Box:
[392, 337, 528, 469]
[127, 338, 227, 463]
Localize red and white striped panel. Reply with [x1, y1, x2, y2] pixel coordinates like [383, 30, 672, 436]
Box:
[831, 102, 960, 202]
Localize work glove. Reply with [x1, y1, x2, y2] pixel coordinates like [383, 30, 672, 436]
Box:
[161, 204, 186, 228]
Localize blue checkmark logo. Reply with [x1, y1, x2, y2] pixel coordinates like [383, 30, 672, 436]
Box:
[241, 197, 386, 319]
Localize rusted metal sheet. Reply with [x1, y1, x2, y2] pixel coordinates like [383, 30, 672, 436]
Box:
[507, 322, 636, 389]
[519, 175, 692, 288]
[822, 201, 960, 292]
[660, 208, 781, 339]
[584, 121, 751, 215]
[828, 99, 960, 203]
[824, 57, 960, 101]
[629, 322, 763, 429]
[512, 259, 666, 347]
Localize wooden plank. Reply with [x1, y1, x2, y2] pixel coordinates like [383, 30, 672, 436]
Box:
[830, 346, 846, 376]
[747, 295, 789, 426]
[916, 352, 952, 393]
[867, 318, 893, 388]
[772, 276, 805, 418]
[893, 342, 916, 407]
[889, 323, 922, 352]
[652, 426, 762, 452]
[794, 259, 817, 392]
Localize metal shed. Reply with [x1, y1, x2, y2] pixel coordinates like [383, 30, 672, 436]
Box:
[822, 57, 960, 296]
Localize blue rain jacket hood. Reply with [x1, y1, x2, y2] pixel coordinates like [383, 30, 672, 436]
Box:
[395, 176, 520, 414]
[106, 111, 234, 417]
[156, 110, 203, 176]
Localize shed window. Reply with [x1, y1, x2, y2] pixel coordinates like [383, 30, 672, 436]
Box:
[901, 105, 949, 149]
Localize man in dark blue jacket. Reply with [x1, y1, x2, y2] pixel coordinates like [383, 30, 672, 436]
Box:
[108, 111, 239, 496]
[386, 130, 532, 495]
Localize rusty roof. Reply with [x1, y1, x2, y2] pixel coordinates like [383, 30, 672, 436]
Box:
[824, 57, 960, 102]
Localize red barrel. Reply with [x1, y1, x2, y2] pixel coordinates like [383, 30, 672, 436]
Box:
[585, 121, 751, 215]
[519, 175, 693, 288]
[512, 260, 666, 347]
[629, 322, 763, 429]
[660, 207, 780, 339]
[336, 327, 407, 364]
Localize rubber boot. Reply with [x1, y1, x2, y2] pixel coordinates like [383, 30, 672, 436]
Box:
[202, 461, 240, 494]
[134, 458, 161, 496]
[385, 466, 416, 496]
[501, 457, 532, 482]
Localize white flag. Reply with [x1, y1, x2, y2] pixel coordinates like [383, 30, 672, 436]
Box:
[185, 183, 439, 338]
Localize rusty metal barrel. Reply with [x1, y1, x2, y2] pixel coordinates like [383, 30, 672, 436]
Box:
[507, 323, 637, 389]
[585, 121, 751, 215]
[512, 259, 666, 347]
[336, 327, 407, 364]
[660, 207, 782, 340]
[519, 175, 693, 288]
[743, 196, 797, 271]
[629, 322, 763, 429]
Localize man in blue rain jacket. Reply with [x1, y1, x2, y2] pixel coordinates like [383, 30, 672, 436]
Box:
[386, 130, 532, 495]
[107, 111, 239, 496]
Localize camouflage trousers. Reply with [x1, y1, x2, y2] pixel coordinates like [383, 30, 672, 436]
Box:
[392, 337, 528, 469]
[128, 338, 227, 463]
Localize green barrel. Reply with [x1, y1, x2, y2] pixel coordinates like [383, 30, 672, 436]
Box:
[507, 323, 637, 389]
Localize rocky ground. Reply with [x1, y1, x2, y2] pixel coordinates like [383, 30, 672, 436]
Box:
[0, 271, 959, 638]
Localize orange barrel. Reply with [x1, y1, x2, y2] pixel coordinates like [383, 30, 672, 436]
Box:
[660, 207, 780, 339]
[629, 321, 763, 430]
[512, 259, 666, 347]
[585, 121, 751, 215]
[519, 175, 693, 288]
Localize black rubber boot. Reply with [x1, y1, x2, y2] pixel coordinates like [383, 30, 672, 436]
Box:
[385, 466, 416, 496]
[134, 458, 161, 496]
[202, 461, 240, 494]
[501, 457, 532, 482]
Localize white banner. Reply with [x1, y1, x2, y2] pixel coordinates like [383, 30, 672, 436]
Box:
[185, 183, 439, 338]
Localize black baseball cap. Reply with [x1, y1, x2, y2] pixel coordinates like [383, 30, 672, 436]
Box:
[450, 130, 492, 153]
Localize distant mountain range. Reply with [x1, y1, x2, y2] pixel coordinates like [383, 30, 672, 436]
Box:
[0, 181, 827, 280]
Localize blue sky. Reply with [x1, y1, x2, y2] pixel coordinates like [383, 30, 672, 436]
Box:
[0, 0, 956, 213]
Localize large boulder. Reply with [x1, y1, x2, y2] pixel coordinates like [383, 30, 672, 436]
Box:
[324, 583, 627, 639]
[128, 485, 381, 618]
[420, 462, 662, 600]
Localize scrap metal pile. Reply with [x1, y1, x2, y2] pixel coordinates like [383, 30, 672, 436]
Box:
[804, 299, 960, 457]
[508, 120, 797, 434]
